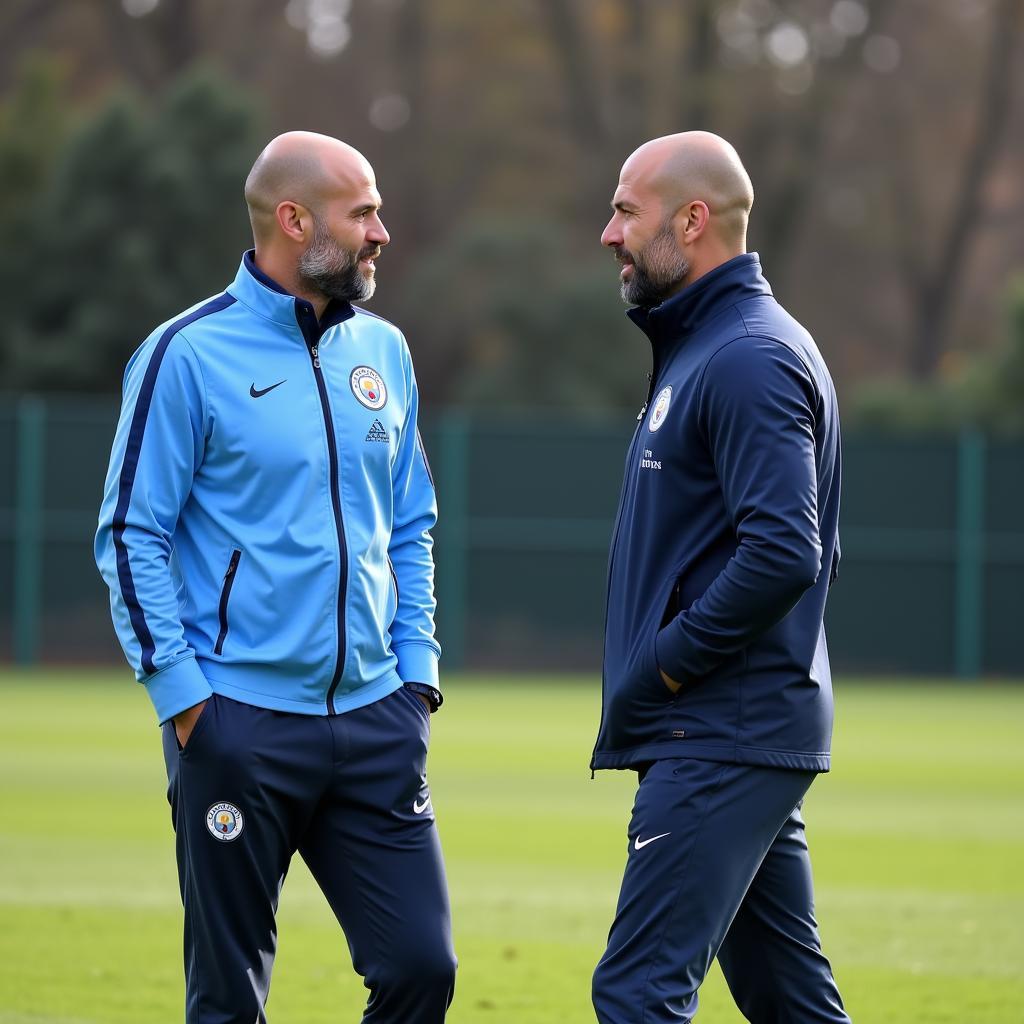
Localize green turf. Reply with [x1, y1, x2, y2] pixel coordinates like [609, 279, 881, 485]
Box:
[1, 671, 1022, 1023]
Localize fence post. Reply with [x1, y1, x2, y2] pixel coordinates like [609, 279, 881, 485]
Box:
[954, 428, 985, 679]
[437, 410, 469, 670]
[14, 395, 46, 666]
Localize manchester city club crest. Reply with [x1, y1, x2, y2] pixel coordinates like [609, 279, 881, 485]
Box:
[206, 802, 244, 842]
[350, 366, 387, 410]
[649, 386, 672, 432]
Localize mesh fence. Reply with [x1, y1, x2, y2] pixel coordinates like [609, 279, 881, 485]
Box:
[2, 398, 1021, 675]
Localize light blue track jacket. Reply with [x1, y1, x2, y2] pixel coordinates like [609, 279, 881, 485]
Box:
[96, 252, 440, 724]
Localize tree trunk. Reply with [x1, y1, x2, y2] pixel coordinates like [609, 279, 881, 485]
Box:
[756, 0, 886, 297]
[908, 0, 1021, 378]
[612, 0, 651, 151]
[535, 0, 610, 210]
[678, 0, 716, 130]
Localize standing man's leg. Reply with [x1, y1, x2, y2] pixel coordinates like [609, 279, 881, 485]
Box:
[592, 759, 814, 1024]
[163, 695, 328, 1023]
[299, 687, 456, 1024]
[717, 804, 850, 1023]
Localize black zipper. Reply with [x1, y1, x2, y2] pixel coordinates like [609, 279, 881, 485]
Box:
[387, 555, 399, 621]
[214, 548, 242, 655]
[636, 369, 655, 422]
[301, 319, 349, 715]
[591, 367, 660, 773]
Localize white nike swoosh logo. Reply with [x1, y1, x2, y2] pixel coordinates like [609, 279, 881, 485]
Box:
[634, 832, 671, 850]
[413, 797, 431, 814]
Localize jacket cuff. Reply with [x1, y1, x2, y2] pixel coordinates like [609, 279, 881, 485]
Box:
[144, 656, 213, 725]
[655, 622, 695, 685]
[394, 642, 440, 688]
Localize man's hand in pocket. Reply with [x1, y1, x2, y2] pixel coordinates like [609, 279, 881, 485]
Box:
[660, 669, 682, 695]
[174, 699, 208, 749]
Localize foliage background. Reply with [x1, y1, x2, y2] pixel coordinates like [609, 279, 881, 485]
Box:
[1, 0, 1022, 425]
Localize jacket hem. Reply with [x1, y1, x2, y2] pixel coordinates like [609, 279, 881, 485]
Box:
[591, 740, 830, 772]
[203, 671, 403, 716]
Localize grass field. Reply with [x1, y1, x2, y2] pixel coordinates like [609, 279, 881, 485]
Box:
[1, 671, 1022, 1023]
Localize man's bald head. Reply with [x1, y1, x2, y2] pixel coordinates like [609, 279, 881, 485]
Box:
[242, 132, 390, 311]
[601, 132, 754, 306]
[623, 132, 753, 247]
[244, 132, 374, 244]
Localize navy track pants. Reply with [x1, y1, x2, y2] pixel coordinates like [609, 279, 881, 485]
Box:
[592, 759, 849, 1024]
[161, 687, 456, 1024]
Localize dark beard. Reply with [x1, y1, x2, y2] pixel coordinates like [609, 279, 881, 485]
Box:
[297, 218, 375, 303]
[620, 226, 689, 308]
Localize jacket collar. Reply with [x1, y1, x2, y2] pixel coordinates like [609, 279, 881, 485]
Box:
[228, 250, 355, 334]
[626, 252, 772, 348]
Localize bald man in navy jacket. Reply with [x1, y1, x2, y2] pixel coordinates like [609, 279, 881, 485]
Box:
[591, 132, 850, 1024]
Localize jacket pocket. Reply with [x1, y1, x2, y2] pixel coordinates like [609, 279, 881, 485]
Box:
[632, 574, 683, 702]
[398, 683, 431, 724]
[659, 577, 681, 629]
[214, 549, 242, 656]
[649, 575, 685, 696]
[177, 694, 216, 757]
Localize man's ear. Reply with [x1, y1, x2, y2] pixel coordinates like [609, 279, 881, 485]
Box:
[680, 200, 710, 244]
[275, 201, 313, 243]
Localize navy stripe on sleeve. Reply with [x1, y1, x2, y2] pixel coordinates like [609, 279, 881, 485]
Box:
[416, 428, 435, 488]
[112, 294, 236, 675]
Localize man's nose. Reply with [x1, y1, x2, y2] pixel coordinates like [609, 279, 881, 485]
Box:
[600, 217, 621, 248]
[369, 216, 390, 247]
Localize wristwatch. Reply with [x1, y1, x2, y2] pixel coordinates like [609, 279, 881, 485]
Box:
[403, 681, 443, 713]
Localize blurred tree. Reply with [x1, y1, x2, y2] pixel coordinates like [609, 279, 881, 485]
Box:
[391, 217, 647, 411]
[0, 1, 62, 92]
[903, 0, 1022, 378]
[852, 274, 1024, 435]
[0, 64, 261, 392]
[0, 0, 1021, 409]
[92, 0, 203, 90]
[0, 56, 71, 386]
[0, 56, 68, 259]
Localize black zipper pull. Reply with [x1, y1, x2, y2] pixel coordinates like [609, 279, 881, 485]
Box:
[637, 371, 654, 421]
[311, 345, 320, 369]
[224, 549, 241, 579]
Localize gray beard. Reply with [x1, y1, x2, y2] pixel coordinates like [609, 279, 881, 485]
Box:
[298, 222, 375, 304]
[621, 228, 689, 309]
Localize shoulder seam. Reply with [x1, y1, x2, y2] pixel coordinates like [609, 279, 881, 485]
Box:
[174, 332, 211, 431]
[165, 293, 235, 428]
[164, 291, 237, 338]
[111, 291, 234, 675]
[352, 305, 404, 334]
[695, 331, 820, 431]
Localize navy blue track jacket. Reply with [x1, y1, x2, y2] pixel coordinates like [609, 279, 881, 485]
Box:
[591, 253, 841, 773]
